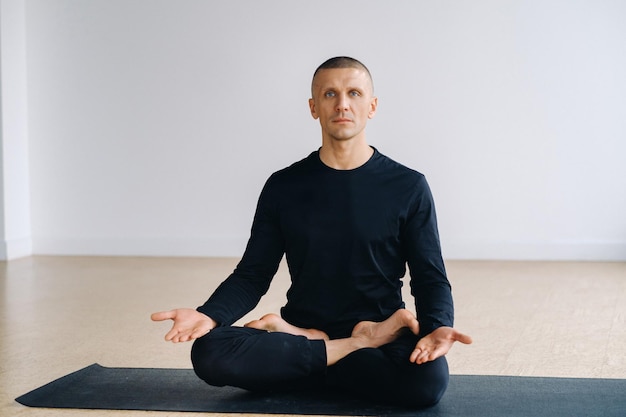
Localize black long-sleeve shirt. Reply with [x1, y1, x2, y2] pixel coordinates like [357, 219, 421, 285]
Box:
[198, 148, 454, 339]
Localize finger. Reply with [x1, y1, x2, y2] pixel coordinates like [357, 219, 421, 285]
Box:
[426, 345, 449, 363]
[190, 327, 210, 340]
[416, 349, 431, 364]
[181, 330, 199, 343]
[173, 331, 190, 343]
[151, 310, 175, 322]
[164, 327, 180, 341]
[415, 338, 431, 352]
[455, 331, 473, 345]
[410, 348, 421, 363]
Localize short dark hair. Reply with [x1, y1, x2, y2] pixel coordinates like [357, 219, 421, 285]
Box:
[311, 56, 373, 96]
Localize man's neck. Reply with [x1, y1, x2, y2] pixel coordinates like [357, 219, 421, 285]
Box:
[319, 138, 374, 170]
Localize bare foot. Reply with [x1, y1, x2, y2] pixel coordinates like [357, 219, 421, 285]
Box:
[351, 309, 419, 349]
[244, 313, 329, 340]
[323, 309, 420, 366]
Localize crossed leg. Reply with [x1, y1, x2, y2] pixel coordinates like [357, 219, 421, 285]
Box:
[245, 309, 420, 365]
[192, 309, 446, 406]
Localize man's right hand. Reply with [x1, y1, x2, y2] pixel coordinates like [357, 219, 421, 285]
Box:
[151, 308, 217, 343]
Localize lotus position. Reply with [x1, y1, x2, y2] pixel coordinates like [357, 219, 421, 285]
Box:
[152, 56, 471, 408]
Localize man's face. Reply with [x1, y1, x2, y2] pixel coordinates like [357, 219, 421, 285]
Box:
[309, 68, 377, 143]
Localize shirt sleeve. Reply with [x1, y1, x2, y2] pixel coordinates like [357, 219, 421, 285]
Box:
[196, 176, 285, 326]
[404, 174, 454, 336]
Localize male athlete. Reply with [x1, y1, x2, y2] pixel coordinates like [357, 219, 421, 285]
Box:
[152, 56, 471, 407]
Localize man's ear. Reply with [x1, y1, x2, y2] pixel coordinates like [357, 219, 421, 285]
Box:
[309, 98, 319, 120]
[368, 97, 378, 119]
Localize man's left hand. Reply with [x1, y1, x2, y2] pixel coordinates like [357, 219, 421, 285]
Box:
[409, 326, 472, 364]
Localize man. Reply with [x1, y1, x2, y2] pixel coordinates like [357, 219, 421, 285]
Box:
[152, 56, 471, 408]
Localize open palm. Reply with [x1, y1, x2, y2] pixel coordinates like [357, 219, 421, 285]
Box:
[151, 308, 217, 343]
[410, 326, 472, 364]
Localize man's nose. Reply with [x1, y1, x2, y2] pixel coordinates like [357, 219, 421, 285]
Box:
[336, 96, 349, 112]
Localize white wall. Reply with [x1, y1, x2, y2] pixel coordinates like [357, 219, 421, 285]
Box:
[20, 0, 626, 260]
[0, 0, 32, 260]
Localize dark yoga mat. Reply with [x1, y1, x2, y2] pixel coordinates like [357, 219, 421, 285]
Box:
[16, 363, 626, 417]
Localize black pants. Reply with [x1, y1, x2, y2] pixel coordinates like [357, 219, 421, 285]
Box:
[191, 326, 449, 408]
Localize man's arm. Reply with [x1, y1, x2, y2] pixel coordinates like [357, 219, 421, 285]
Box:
[404, 174, 472, 361]
[405, 175, 454, 334]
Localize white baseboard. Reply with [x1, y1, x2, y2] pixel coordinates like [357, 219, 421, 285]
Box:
[442, 240, 626, 261]
[32, 237, 247, 258]
[0, 237, 33, 260]
[29, 237, 626, 261]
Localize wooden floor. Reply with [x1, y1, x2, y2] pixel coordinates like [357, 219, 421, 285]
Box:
[2, 256, 625, 416]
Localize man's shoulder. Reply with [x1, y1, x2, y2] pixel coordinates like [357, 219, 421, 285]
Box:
[273, 152, 316, 176]
[263, 151, 318, 189]
[374, 149, 426, 182]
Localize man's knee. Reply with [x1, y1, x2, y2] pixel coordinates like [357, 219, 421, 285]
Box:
[191, 326, 324, 391]
[400, 356, 450, 407]
[327, 348, 449, 408]
[190, 326, 249, 387]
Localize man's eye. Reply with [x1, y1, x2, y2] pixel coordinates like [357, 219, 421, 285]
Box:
[325, 91, 336, 97]
[350, 91, 361, 97]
